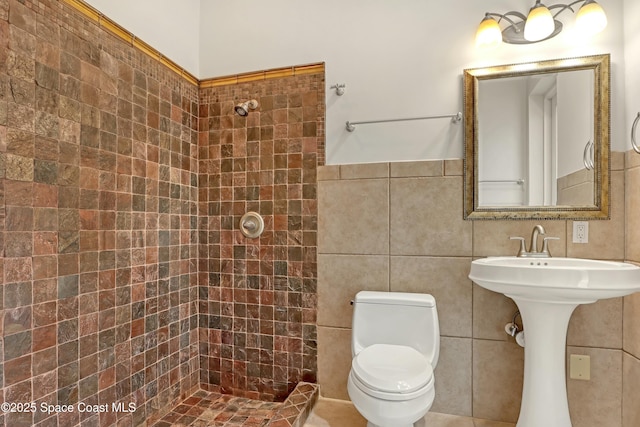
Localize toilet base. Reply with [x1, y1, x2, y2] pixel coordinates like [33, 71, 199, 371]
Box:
[348, 373, 434, 427]
[366, 418, 427, 427]
[367, 423, 417, 427]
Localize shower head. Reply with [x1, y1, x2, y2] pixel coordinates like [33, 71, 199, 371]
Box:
[234, 99, 259, 116]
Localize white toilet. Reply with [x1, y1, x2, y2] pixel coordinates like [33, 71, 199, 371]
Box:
[348, 291, 440, 427]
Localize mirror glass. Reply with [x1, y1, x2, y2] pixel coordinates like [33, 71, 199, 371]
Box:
[463, 54, 610, 220]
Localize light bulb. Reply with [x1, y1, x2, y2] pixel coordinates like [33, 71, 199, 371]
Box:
[524, 2, 555, 42]
[476, 15, 502, 48]
[575, 0, 607, 36]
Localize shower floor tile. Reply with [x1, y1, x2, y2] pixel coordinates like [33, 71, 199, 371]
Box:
[151, 383, 318, 427]
[151, 390, 282, 427]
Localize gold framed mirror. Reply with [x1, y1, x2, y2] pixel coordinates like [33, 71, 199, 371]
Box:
[463, 54, 610, 220]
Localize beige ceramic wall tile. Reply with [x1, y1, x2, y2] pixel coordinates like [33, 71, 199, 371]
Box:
[555, 167, 594, 205]
[473, 284, 519, 341]
[317, 165, 340, 181]
[473, 419, 516, 427]
[424, 412, 516, 427]
[422, 412, 475, 427]
[390, 177, 472, 256]
[566, 347, 622, 427]
[472, 221, 566, 257]
[623, 293, 640, 358]
[557, 181, 594, 206]
[567, 298, 622, 348]
[568, 170, 624, 259]
[472, 340, 524, 423]
[340, 163, 389, 179]
[318, 179, 389, 255]
[626, 149, 640, 169]
[431, 337, 472, 417]
[317, 254, 389, 328]
[611, 151, 624, 171]
[626, 166, 640, 262]
[317, 326, 352, 400]
[623, 152, 640, 362]
[444, 159, 463, 176]
[476, 289, 623, 349]
[390, 160, 443, 178]
[623, 353, 640, 427]
[304, 397, 366, 427]
[390, 256, 472, 338]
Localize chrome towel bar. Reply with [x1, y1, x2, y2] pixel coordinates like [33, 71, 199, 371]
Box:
[479, 179, 525, 185]
[346, 112, 462, 132]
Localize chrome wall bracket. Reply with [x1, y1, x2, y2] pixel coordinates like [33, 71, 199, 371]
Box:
[330, 83, 346, 96]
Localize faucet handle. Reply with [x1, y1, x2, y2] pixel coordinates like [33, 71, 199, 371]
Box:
[541, 236, 560, 256]
[510, 236, 526, 257]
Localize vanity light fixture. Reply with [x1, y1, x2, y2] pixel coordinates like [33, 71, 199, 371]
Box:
[475, 0, 607, 48]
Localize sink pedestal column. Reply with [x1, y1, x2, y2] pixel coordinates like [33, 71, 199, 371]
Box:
[513, 298, 581, 427]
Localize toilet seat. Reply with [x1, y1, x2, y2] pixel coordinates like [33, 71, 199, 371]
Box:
[351, 344, 434, 400]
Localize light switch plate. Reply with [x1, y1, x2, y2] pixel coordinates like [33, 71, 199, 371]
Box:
[569, 354, 590, 380]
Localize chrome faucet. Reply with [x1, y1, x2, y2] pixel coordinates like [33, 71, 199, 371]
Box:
[510, 225, 559, 258]
[529, 225, 545, 254]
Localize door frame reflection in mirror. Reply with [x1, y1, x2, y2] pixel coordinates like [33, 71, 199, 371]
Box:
[463, 54, 610, 220]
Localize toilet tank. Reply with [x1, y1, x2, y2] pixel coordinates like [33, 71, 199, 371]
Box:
[352, 291, 440, 367]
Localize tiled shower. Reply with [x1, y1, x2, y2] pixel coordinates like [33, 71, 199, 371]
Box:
[2, 0, 202, 425]
[197, 75, 323, 400]
[0, 0, 322, 426]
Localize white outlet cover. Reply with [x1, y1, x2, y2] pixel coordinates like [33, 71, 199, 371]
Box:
[572, 221, 589, 244]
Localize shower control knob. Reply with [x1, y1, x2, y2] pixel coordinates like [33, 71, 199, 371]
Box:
[240, 212, 264, 239]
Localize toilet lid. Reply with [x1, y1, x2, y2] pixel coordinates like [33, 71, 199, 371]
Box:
[352, 344, 433, 394]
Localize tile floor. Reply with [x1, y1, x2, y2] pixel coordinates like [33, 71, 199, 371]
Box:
[150, 383, 318, 427]
[148, 387, 517, 427]
[150, 391, 282, 427]
[303, 398, 517, 427]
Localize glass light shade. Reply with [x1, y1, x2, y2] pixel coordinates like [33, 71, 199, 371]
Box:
[575, 1, 607, 36]
[524, 3, 555, 41]
[476, 16, 502, 48]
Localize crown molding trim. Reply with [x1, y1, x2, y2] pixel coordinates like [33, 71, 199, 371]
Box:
[61, 0, 324, 88]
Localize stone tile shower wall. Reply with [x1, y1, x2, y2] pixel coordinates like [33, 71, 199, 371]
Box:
[0, 1, 200, 426]
[198, 75, 323, 401]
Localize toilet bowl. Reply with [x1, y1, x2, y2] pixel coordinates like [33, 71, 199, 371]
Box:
[348, 344, 435, 427]
[348, 291, 440, 427]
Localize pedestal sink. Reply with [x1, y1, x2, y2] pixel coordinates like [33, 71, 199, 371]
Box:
[469, 257, 640, 427]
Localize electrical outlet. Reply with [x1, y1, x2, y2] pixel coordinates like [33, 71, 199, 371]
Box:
[572, 221, 589, 243]
[569, 354, 590, 380]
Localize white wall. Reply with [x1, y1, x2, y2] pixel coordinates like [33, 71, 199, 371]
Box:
[623, 0, 640, 145]
[83, 0, 200, 76]
[83, 0, 628, 165]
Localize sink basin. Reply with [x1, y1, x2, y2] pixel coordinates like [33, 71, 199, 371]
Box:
[470, 256, 640, 304]
[469, 256, 640, 427]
